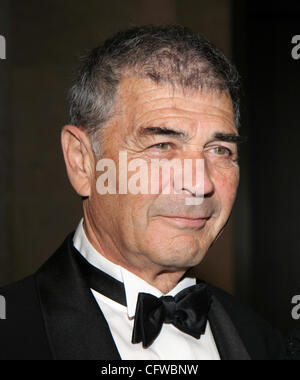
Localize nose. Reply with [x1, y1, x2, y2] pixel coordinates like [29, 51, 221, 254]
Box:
[176, 151, 215, 201]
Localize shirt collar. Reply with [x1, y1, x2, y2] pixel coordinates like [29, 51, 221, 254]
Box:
[73, 218, 196, 318]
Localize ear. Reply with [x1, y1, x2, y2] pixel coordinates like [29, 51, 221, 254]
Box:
[61, 125, 95, 197]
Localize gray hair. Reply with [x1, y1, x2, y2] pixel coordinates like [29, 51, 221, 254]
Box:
[69, 25, 241, 156]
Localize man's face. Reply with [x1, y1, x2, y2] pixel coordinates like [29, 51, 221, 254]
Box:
[87, 77, 240, 274]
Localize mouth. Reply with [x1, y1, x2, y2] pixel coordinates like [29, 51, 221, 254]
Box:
[159, 215, 211, 229]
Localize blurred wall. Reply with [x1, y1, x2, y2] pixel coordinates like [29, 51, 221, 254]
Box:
[232, 0, 300, 333]
[0, 0, 234, 294]
[0, 0, 12, 285]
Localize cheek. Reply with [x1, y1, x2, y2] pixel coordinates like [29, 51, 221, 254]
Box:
[213, 167, 240, 210]
[116, 194, 161, 252]
[114, 193, 158, 235]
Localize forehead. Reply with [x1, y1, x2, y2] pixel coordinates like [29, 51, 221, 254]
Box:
[113, 76, 236, 136]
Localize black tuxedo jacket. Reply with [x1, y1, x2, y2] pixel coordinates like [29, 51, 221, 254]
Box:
[0, 233, 285, 360]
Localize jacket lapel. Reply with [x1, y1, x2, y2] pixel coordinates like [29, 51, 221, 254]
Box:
[208, 294, 251, 360]
[35, 233, 121, 360]
[36, 233, 251, 360]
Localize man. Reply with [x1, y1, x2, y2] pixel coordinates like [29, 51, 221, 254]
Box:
[0, 25, 285, 360]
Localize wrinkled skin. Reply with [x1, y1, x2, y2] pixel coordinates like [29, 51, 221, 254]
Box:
[61, 77, 240, 293]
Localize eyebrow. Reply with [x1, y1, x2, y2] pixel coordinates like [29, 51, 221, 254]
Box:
[212, 133, 248, 144]
[138, 127, 247, 144]
[138, 126, 188, 140]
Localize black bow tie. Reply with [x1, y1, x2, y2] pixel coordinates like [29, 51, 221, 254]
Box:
[72, 245, 212, 348]
[132, 283, 212, 348]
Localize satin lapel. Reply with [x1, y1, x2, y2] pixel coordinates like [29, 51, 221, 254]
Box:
[35, 233, 121, 360]
[208, 294, 251, 361]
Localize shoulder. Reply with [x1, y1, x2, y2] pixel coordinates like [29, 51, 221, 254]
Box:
[1, 273, 36, 298]
[0, 275, 52, 360]
[0, 275, 42, 320]
[208, 284, 286, 360]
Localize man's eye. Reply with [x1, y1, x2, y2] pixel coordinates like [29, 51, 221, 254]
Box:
[210, 146, 232, 156]
[150, 143, 172, 150]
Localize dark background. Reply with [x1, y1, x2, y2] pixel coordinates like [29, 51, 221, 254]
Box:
[0, 0, 300, 334]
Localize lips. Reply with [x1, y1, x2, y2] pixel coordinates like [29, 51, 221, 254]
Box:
[159, 215, 210, 228]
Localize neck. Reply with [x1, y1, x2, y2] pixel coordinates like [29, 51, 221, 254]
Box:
[82, 213, 187, 294]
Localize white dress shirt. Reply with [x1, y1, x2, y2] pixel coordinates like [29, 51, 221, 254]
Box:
[73, 219, 220, 360]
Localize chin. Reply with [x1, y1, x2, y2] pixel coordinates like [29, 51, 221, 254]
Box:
[150, 241, 207, 270]
[153, 255, 205, 271]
